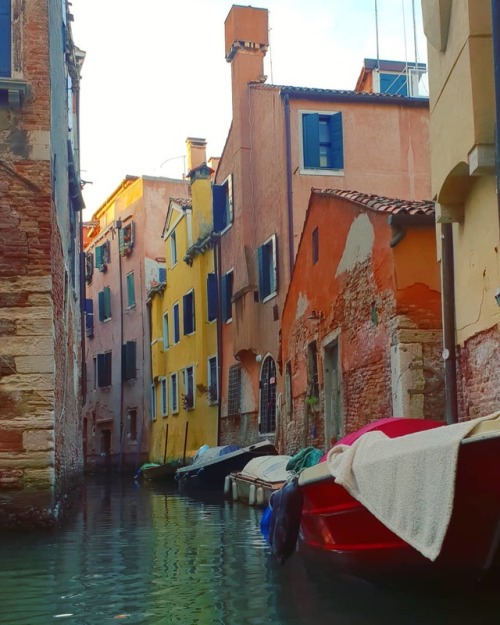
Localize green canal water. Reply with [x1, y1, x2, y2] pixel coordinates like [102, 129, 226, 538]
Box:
[0, 476, 498, 625]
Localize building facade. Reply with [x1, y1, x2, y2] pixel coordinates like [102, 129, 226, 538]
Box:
[83, 174, 189, 471]
[149, 139, 219, 463]
[421, 0, 500, 420]
[214, 5, 432, 449]
[281, 190, 444, 454]
[0, 0, 85, 527]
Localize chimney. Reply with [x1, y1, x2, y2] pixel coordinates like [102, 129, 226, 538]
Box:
[224, 6, 268, 147]
[186, 137, 207, 173]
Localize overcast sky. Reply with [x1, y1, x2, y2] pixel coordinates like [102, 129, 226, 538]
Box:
[70, 0, 428, 218]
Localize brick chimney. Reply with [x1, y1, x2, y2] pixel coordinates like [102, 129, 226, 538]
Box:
[186, 137, 207, 173]
[224, 5, 269, 147]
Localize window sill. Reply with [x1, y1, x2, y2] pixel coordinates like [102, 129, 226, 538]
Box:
[299, 167, 344, 177]
[0, 78, 29, 108]
[261, 291, 277, 305]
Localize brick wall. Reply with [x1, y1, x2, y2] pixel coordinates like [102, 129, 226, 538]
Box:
[457, 324, 500, 420]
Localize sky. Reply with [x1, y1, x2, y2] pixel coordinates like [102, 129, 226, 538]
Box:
[70, 0, 428, 219]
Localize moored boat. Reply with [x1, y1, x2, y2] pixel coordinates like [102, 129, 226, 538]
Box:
[175, 440, 278, 491]
[225, 455, 292, 506]
[269, 413, 500, 583]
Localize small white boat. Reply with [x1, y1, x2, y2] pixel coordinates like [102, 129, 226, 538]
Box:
[225, 455, 293, 506]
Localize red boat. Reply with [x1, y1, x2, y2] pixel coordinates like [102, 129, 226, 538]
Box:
[295, 414, 500, 583]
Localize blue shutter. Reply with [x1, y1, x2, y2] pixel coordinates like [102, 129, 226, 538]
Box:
[302, 113, 320, 168]
[183, 293, 194, 335]
[212, 184, 227, 233]
[0, 0, 11, 78]
[207, 273, 217, 322]
[271, 236, 278, 294]
[85, 299, 94, 336]
[97, 353, 106, 387]
[329, 113, 344, 169]
[158, 267, 166, 283]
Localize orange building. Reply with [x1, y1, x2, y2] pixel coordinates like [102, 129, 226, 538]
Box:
[214, 5, 432, 448]
[280, 190, 444, 453]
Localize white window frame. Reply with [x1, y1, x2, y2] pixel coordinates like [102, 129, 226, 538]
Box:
[298, 109, 345, 177]
[170, 229, 178, 267]
[150, 383, 156, 421]
[162, 312, 169, 350]
[258, 234, 278, 304]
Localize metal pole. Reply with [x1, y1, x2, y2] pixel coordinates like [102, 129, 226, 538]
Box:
[490, 0, 500, 222]
[441, 223, 458, 424]
[375, 0, 380, 69]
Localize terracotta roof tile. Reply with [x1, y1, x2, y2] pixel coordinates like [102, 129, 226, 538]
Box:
[313, 189, 435, 216]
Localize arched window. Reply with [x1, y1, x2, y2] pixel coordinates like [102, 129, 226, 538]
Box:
[259, 356, 277, 434]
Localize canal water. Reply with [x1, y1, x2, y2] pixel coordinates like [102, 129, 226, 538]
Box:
[0, 476, 499, 625]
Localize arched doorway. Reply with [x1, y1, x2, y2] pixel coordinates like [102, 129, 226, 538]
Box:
[259, 355, 277, 434]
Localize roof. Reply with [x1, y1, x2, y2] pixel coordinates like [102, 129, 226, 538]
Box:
[312, 189, 435, 216]
[253, 83, 428, 105]
[171, 197, 192, 210]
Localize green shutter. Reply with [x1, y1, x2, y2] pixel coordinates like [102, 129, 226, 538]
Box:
[127, 273, 135, 307]
[329, 113, 344, 169]
[103, 287, 111, 319]
[302, 113, 320, 168]
[98, 291, 105, 322]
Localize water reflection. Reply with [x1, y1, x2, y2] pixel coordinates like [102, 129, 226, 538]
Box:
[0, 476, 498, 625]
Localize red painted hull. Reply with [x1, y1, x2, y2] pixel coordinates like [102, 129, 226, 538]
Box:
[299, 421, 500, 582]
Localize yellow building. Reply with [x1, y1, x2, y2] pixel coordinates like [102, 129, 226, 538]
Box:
[149, 139, 219, 463]
[421, 0, 500, 420]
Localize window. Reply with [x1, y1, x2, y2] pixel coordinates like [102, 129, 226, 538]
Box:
[170, 229, 177, 266]
[208, 356, 218, 404]
[212, 174, 233, 233]
[122, 341, 137, 381]
[227, 364, 241, 416]
[158, 266, 166, 283]
[378, 72, 408, 96]
[128, 409, 137, 441]
[221, 270, 233, 323]
[0, 0, 11, 78]
[259, 356, 277, 434]
[84, 252, 94, 283]
[151, 384, 156, 421]
[302, 112, 343, 171]
[285, 361, 292, 418]
[207, 273, 217, 322]
[307, 341, 320, 399]
[95, 240, 111, 271]
[183, 290, 195, 335]
[257, 235, 278, 302]
[183, 366, 194, 410]
[119, 222, 135, 256]
[85, 298, 94, 337]
[93, 356, 97, 390]
[97, 351, 112, 387]
[98, 286, 112, 321]
[160, 378, 168, 416]
[173, 302, 180, 344]
[126, 272, 136, 308]
[170, 373, 179, 414]
[312, 227, 319, 264]
[162, 312, 169, 350]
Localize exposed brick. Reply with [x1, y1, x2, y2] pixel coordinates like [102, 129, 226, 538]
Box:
[0, 430, 24, 452]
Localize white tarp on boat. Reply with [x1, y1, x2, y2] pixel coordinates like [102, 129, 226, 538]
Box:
[327, 413, 500, 561]
[239, 455, 292, 483]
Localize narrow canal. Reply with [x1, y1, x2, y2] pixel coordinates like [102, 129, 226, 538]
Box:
[0, 476, 498, 625]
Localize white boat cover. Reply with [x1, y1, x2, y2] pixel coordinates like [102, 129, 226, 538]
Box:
[239, 455, 292, 483]
[326, 412, 500, 562]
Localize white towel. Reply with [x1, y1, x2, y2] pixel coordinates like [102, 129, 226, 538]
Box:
[327, 414, 498, 561]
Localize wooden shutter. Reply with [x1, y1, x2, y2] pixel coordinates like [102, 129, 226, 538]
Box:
[98, 290, 105, 322]
[302, 113, 320, 168]
[0, 0, 11, 78]
[212, 184, 227, 232]
[95, 245, 103, 268]
[271, 235, 278, 295]
[103, 287, 111, 319]
[207, 273, 217, 322]
[85, 299, 94, 337]
[97, 353, 109, 387]
[122, 341, 136, 381]
[158, 267, 166, 283]
[126, 273, 135, 307]
[329, 113, 344, 169]
[183, 292, 194, 335]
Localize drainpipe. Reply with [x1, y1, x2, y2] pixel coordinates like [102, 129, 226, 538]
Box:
[214, 233, 222, 445]
[116, 218, 125, 470]
[283, 94, 295, 276]
[441, 223, 458, 424]
[491, 0, 500, 223]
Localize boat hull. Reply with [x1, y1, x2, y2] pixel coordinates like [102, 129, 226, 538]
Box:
[176, 442, 278, 491]
[299, 436, 500, 582]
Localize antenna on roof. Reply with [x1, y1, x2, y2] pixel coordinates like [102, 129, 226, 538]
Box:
[411, 0, 419, 65]
[374, 0, 380, 70]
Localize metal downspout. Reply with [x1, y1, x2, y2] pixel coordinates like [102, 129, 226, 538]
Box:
[284, 94, 294, 275]
[441, 223, 458, 424]
[491, 0, 500, 223]
[214, 235, 223, 446]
